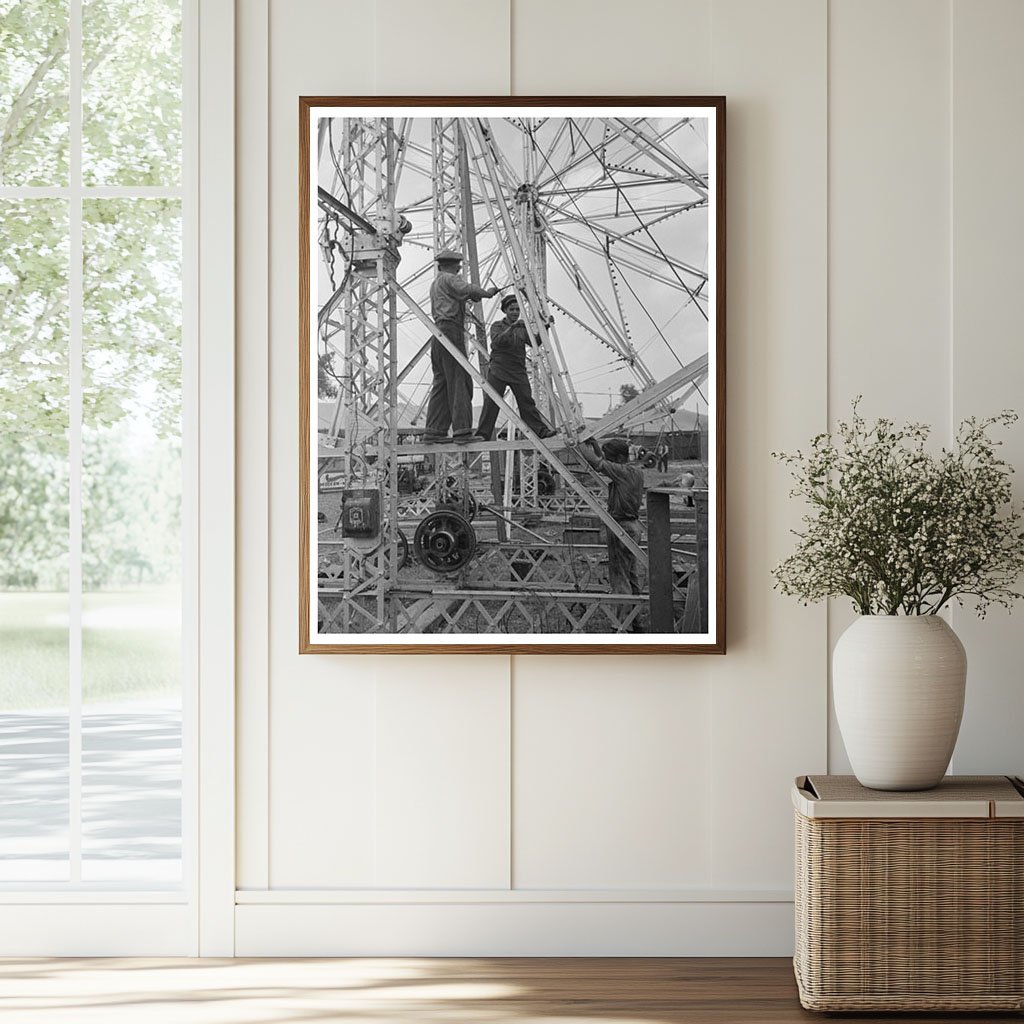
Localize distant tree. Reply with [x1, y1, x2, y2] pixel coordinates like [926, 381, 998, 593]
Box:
[618, 383, 639, 406]
[318, 353, 338, 398]
[1, 0, 183, 588]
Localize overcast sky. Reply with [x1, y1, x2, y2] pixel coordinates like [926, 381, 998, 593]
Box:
[317, 115, 710, 422]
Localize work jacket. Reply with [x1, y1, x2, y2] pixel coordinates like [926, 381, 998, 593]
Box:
[488, 318, 537, 382]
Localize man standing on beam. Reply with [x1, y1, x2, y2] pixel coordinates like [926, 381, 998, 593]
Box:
[475, 293, 557, 441]
[423, 248, 500, 444]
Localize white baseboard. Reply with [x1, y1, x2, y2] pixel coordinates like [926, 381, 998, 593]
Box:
[235, 898, 795, 956]
[0, 904, 195, 956]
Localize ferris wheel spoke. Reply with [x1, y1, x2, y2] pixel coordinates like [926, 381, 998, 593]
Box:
[546, 298, 634, 360]
[538, 118, 574, 174]
[606, 118, 708, 199]
[578, 156, 710, 319]
[549, 117, 594, 179]
[634, 117, 703, 174]
[549, 227, 707, 301]
[534, 117, 673, 193]
[544, 199, 704, 229]
[604, 249, 699, 374]
[604, 242, 635, 363]
[616, 200, 708, 240]
[543, 201, 707, 282]
[544, 231, 633, 359]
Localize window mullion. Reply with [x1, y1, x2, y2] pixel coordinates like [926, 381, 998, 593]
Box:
[68, 0, 83, 885]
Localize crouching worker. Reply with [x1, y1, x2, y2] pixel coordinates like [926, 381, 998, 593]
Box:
[476, 294, 557, 441]
[577, 437, 644, 599]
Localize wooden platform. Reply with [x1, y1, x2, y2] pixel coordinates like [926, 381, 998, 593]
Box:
[320, 437, 571, 458]
[2, 957, 1007, 1022]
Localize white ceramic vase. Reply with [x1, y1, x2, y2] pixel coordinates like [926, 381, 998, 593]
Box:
[833, 615, 967, 791]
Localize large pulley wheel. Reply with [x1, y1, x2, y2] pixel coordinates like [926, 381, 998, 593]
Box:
[414, 510, 477, 574]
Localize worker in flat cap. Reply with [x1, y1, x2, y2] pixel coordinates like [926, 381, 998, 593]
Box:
[423, 248, 500, 444]
[476, 292, 557, 441]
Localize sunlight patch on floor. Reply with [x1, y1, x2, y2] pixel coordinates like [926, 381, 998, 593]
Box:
[0, 958, 681, 1024]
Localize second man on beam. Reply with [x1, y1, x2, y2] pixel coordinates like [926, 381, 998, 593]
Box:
[476, 293, 557, 441]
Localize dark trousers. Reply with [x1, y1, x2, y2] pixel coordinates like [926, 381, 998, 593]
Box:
[424, 321, 473, 439]
[477, 371, 549, 439]
[608, 518, 642, 595]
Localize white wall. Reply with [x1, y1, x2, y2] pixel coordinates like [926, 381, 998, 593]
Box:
[233, 0, 1024, 955]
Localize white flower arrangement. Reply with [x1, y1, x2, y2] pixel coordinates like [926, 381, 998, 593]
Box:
[772, 401, 1024, 616]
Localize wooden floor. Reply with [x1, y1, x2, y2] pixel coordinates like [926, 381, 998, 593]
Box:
[0, 957, 1020, 1023]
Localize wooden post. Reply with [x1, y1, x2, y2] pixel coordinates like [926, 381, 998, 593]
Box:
[646, 489, 674, 632]
[695, 488, 708, 633]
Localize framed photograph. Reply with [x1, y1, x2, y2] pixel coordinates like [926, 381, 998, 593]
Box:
[300, 97, 725, 653]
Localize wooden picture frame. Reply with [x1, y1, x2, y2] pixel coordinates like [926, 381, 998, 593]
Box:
[300, 97, 725, 653]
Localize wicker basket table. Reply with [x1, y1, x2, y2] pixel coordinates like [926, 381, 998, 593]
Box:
[793, 774, 1024, 1012]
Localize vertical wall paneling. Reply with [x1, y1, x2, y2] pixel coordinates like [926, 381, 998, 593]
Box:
[949, 0, 1024, 777]
[708, 0, 828, 888]
[512, 0, 712, 95]
[375, 0, 511, 95]
[513, 658, 713, 889]
[828, 0, 951, 424]
[827, 0, 952, 773]
[236, 0, 271, 892]
[270, 667, 379, 886]
[265, 0, 377, 887]
[375, 659, 512, 888]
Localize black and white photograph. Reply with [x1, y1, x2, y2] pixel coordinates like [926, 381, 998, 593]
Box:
[301, 99, 724, 652]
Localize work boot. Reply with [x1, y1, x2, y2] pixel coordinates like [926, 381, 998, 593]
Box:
[537, 426, 558, 439]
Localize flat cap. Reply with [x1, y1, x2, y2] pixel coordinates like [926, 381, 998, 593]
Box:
[601, 438, 630, 460]
[434, 248, 463, 263]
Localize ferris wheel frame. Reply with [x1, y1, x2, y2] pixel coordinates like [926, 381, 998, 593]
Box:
[298, 96, 726, 654]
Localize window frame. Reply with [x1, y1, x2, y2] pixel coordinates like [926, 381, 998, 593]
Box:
[0, 0, 235, 955]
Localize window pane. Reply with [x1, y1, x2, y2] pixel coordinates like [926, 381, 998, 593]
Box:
[0, 0, 70, 186]
[0, 200, 70, 880]
[82, 0, 181, 186]
[81, 198, 181, 883]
